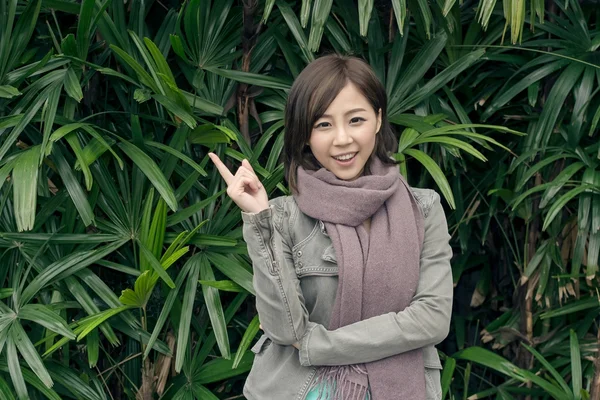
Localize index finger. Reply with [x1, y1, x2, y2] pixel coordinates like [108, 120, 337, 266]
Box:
[208, 153, 234, 185]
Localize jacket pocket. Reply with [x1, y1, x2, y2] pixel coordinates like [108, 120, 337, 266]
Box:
[251, 334, 272, 355]
[423, 345, 442, 400]
[292, 223, 338, 278]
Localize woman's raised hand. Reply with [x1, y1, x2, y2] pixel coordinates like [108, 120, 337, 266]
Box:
[208, 153, 269, 214]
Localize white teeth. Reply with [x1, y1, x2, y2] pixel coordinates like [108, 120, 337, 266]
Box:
[334, 153, 356, 161]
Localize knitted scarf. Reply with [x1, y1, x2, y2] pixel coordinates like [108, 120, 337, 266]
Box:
[294, 158, 426, 400]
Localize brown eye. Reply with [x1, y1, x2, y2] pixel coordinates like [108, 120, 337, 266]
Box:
[315, 122, 331, 128]
[350, 117, 365, 124]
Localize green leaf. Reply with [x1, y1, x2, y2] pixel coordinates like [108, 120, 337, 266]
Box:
[159, 247, 189, 272]
[12, 146, 41, 232]
[167, 192, 221, 227]
[454, 347, 566, 399]
[413, 136, 487, 161]
[11, 323, 53, 388]
[152, 93, 197, 129]
[20, 240, 126, 306]
[232, 315, 259, 368]
[388, 31, 447, 115]
[571, 330, 582, 400]
[63, 277, 119, 345]
[76, 0, 95, 57]
[65, 132, 93, 190]
[307, 0, 333, 51]
[52, 145, 95, 226]
[198, 280, 245, 293]
[516, 154, 577, 191]
[521, 343, 572, 396]
[146, 141, 207, 176]
[40, 81, 61, 160]
[190, 385, 220, 400]
[6, 336, 28, 400]
[200, 256, 230, 359]
[64, 68, 83, 102]
[441, 357, 456, 400]
[60, 33, 77, 57]
[175, 254, 202, 372]
[47, 362, 102, 400]
[543, 184, 599, 231]
[540, 296, 599, 319]
[134, 88, 151, 103]
[109, 44, 159, 91]
[402, 148, 455, 209]
[358, 0, 374, 37]
[205, 67, 292, 90]
[589, 103, 600, 137]
[49, 122, 87, 142]
[206, 252, 255, 295]
[0, 376, 16, 400]
[539, 162, 586, 208]
[181, 90, 224, 115]
[118, 141, 178, 212]
[277, 1, 314, 63]
[143, 258, 194, 359]
[196, 352, 254, 384]
[18, 304, 76, 339]
[396, 49, 485, 114]
[86, 328, 99, 368]
[2, 0, 41, 78]
[262, 0, 276, 22]
[143, 37, 177, 86]
[536, 62, 585, 148]
[169, 34, 188, 62]
[119, 271, 153, 307]
[0, 85, 21, 98]
[79, 125, 123, 168]
[482, 60, 569, 120]
[76, 305, 131, 341]
[137, 242, 175, 289]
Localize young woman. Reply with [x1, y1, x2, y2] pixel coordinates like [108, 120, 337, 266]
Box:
[209, 54, 453, 400]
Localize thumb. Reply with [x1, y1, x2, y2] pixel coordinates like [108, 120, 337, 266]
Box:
[242, 159, 262, 188]
[242, 159, 255, 173]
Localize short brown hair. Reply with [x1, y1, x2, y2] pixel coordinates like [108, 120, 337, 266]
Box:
[283, 54, 397, 193]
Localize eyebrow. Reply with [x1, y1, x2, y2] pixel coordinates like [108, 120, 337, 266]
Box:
[319, 108, 367, 119]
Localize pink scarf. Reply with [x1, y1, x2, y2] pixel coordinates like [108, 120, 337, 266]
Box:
[294, 158, 426, 400]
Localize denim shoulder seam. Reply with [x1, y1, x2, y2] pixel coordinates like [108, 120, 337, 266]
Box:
[410, 187, 438, 219]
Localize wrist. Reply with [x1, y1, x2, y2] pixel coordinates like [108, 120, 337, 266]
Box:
[241, 205, 271, 219]
[247, 204, 270, 214]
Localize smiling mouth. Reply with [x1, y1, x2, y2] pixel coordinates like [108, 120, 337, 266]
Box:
[332, 152, 357, 161]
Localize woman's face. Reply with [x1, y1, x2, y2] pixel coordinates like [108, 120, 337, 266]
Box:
[308, 82, 382, 181]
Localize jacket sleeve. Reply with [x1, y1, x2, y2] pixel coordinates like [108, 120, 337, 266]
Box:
[298, 192, 453, 367]
[242, 197, 309, 345]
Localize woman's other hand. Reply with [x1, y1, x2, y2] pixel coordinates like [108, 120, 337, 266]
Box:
[208, 153, 269, 214]
[260, 324, 300, 349]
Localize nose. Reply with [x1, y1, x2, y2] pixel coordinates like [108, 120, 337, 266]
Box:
[332, 126, 353, 146]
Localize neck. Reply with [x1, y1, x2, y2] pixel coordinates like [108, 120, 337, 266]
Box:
[363, 218, 371, 233]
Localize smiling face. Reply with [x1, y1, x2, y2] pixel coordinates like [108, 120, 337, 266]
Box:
[308, 82, 382, 181]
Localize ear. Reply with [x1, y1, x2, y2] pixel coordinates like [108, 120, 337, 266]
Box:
[376, 108, 382, 133]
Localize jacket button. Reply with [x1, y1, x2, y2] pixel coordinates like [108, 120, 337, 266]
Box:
[297, 250, 302, 257]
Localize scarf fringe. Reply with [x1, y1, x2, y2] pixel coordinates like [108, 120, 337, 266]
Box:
[308, 364, 370, 400]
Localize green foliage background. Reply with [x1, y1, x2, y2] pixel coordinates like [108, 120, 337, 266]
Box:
[0, 0, 599, 399]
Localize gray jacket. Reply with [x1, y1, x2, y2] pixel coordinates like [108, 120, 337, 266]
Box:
[241, 188, 453, 400]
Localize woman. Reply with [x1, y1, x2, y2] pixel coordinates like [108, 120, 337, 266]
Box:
[209, 54, 453, 400]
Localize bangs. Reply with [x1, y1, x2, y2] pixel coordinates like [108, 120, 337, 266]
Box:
[307, 74, 349, 127]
